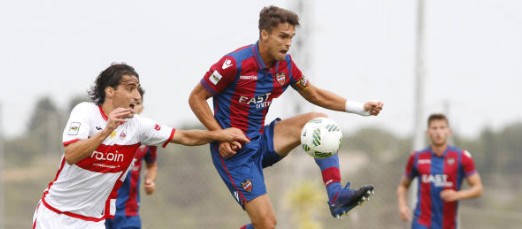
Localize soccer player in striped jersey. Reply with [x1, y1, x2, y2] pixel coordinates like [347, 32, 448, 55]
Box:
[105, 87, 158, 229]
[189, 5, 383, 229]
[397, 114, 483, 229]
[33, 63, 249, 229]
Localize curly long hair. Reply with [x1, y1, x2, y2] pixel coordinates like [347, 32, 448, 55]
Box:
[88, 63, 140, 105]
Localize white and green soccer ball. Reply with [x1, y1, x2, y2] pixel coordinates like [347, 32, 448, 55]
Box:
[300, 117, 343, 159]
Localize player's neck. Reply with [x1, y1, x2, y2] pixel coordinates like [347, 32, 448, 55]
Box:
[100, 103, 114, 118]
[258, 43, 276, 68]
[430, 143, 448, 156]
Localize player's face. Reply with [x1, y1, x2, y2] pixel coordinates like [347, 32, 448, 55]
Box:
[427, 119, 451, 147]
[112, 74, 141, 116]
[133, 98, 144, 114]
[264, 22, 296, 62]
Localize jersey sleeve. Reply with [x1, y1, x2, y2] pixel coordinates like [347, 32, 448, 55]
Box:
[404, 152, 418, 180]
[199, 56, 238, 96]
[462, 150, 477, 177]
[135, 115, 175, 148]
[62, 102, 91, 146]
[144, 146, 158, 164]
[286, 55, 307, 91]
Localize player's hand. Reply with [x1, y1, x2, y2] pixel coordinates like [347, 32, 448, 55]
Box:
[440, 189, 460, 202]
[398, 204, 412, 221]
[219, 128, 250, 146]
[144, 179, 156, 195]
[364, 101, 384, 116]
[106, 107, 134, 131]
[219, 142, 238, 159]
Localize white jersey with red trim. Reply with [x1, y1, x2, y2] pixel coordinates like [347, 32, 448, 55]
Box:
[40, 102, 175, 221]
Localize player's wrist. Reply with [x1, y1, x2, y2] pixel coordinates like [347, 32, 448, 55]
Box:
[345, 100, 370, 116]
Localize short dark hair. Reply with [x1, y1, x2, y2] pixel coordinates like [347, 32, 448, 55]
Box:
[88, 63, 140, 105]
[258, 5, 299, 34]
[427, 113, 449, 127]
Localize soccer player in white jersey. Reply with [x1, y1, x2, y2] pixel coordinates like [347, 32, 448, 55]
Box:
[32, 63, 249, 229]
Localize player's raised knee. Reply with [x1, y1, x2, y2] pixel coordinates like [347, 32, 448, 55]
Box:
[306, 112, 328, 120]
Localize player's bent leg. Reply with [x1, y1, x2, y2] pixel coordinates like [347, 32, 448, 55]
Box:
[244, 194, 277, 229]
[272, 112, 327, 157]
[272, 112, 374, 218]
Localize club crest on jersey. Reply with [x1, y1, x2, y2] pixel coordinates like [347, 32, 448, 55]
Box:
[276, 72, 286, 85]
[67, 122, 81, 135]
[119, 131, 126, 139]
[241, 179, 253, 192]
[447, 158, 455, 165]
[154, 124, 161, 131]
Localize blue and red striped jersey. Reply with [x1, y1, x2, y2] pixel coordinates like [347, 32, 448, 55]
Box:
[114, 145, 157, 216]
[200, 42, 304, 139]
[405, 146, 477, 229]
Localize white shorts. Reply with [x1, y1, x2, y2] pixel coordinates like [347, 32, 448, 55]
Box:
[32, 201, 106, 229]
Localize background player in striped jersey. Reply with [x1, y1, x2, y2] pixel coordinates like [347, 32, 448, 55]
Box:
[396, 114, 483, 229]
[189, 6, 383, 229]
[105, 87, 158, 229]
[33, 63, 249, 229]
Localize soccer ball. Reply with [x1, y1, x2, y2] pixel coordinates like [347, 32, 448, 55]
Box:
[300, 117, 343, 159]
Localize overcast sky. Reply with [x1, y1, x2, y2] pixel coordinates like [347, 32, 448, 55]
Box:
[1, 0, 521, 139]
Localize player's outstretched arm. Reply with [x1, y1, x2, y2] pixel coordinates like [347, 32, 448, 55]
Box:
[64, 107, 133, 164]
[296, 82, 383, 116]
[170, 128, 249, 146]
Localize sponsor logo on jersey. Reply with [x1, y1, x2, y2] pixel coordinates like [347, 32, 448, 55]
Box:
[209, 70, 223, 85]
[95, 126, 102, 130]
[67, 122, 81, 135]
[241, 179, 253, 192]
[276, 72, 286, 85]
[233, 191, 240, 203]
[222, 59, 233, 69]
[418, 159, 431, 164]
[91, 150, 125, 162]
[421, 174, 453, 188]
[240, 75, 258, 80]
[238, 93, 272, 109]
[110, 130, 117, 139]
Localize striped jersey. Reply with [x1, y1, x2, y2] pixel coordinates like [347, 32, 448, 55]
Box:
[40, 102, 174, 222]
[200, 42, 306, 139]
[114, 145, 157, 216]
[404, 146, 477, 229]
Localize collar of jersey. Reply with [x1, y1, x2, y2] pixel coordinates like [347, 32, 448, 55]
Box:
[98, 105, 108, 121]
[253, 41, 270, 70]
[428, 145, 450, 158]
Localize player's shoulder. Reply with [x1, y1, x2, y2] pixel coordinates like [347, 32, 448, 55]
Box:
[462, 149, 474, 159]
[413, 147, 431, 156]
[225, 44, 255, 61]
[71, 101, 97, 113]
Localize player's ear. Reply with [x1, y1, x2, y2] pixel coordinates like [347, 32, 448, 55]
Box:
[105, 86, 114, 99]
[261, 29, 269, 41]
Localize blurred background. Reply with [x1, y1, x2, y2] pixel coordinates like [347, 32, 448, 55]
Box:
[1, 0, 521, 228]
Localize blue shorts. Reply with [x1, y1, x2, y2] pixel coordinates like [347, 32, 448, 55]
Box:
[211, 118, 282, 208]
[105, 215, 141, 229]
